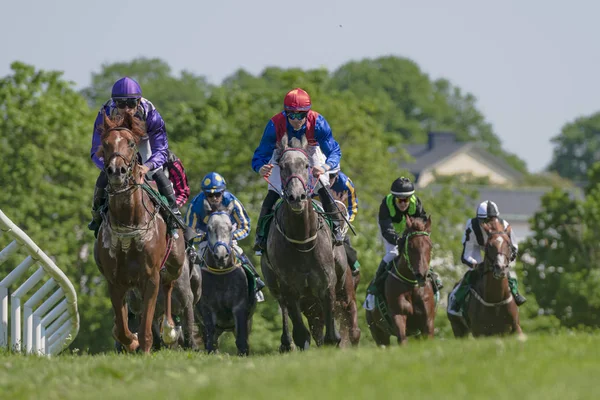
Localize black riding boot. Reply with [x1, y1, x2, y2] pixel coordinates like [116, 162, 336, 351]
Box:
[317, 185, 344, 246]
[155, 172, 195, 244]
[88, 171, 108, 234]
[253, 190, 280, 252]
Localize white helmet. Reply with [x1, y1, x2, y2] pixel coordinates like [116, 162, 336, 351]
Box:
[476, 200, 499, 219]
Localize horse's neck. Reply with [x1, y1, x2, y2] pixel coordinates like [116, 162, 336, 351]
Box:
[282, 203, 317, 238]
[481, 268, 511, 303]
[108, 187, 152, 226]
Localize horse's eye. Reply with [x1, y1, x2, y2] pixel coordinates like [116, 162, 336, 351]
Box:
[305, 164, 309, 169]
[129, 141, 135, 149]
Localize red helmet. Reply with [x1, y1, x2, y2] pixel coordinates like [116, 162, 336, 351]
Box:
[284, 88, 311, 112]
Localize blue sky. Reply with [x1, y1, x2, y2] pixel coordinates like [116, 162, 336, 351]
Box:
[1, 0, 597, 172]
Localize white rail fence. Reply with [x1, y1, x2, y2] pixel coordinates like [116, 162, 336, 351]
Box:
[0, 209, 79, 356]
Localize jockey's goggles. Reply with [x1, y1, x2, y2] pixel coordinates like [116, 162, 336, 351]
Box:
[206, 192, 223, 198]
[394, 196, 410, 203]
[287, 111, 307, 120]
[114, 98, 139, 109]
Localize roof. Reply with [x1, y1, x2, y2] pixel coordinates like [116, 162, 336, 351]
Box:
[401, 132, 523, 182]
[425, 184, 584, 220]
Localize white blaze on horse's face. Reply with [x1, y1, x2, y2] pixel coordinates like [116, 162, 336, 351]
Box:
[280, 150, 310, 213]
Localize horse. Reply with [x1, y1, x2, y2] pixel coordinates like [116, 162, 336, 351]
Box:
[93, 112, 186, 353]
[196, 200, 256, 356]
[260, 134, 360, 351]
[447, 217, 523, 337]
[365, 216, 435, 346]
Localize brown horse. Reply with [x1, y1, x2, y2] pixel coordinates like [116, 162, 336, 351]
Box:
[366, 216, 436, 345]
[93, 112, 186, 353]
[260, 134, 360, 351]
[448, 218, 523, 337]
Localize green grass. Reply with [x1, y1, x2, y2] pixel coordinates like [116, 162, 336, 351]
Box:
[0, 333, 597, 400]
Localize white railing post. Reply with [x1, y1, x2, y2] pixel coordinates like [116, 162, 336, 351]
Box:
[0, 209, 79, 356]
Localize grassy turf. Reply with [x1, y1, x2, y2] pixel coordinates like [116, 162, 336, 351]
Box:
[0, 333, 596, 400]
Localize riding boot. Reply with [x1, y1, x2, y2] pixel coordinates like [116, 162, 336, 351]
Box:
[317, 186, 343, 246]
[508, 276, 527, 306]
[450, 268, 478, 313]
[88, 185, 107, 233]
[238, 253, 266, 291]
[253, 190, 280, 253]
[343, 236, 360, 276]
[430, 268, 444, 291]
[156, 180, 195, 243]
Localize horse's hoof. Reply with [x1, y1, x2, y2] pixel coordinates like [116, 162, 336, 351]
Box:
[162, 320, 179, 345]
[127, 334, 140, 352]
[279, 344, 293, 353]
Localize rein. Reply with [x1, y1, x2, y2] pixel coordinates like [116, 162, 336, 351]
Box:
[390, 230, 431, 286]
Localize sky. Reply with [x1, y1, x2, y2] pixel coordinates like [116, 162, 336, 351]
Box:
[1, 0, 598, 172]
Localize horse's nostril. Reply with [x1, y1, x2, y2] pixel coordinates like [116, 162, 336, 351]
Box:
[288, 194, 295, 202]
[107, 166, 115, 175]
[120, 166, 127, 175]
[300, 194, 307, 201]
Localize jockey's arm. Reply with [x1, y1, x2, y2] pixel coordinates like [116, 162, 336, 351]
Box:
[143, 107, 169, 171]
[461, 220, 481, 268]
[379, 199, 399, 245]
[314, 115, 341, 171]
[252, 121, 277, 173]
[504, 221, 519, 260]
[231, 199, 251, 241]
[184, 196, 207, 245]
[90, 107, 107, 169]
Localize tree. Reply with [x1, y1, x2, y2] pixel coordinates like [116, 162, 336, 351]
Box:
[80, 57, 211, 114]
[548, 112, 600, 182]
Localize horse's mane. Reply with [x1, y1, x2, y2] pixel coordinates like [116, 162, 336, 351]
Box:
[407, 217, 428, 232]
[100, 113, 146, 144]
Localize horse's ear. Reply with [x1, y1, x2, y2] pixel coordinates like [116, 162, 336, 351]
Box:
[425, 216, 432, 232]
[103, 113, 113, 130]
[278, 134, 289, 152]
[203, 198, 212, 215]
[405, 215, 413, 229]
[300, 134, 308, 149]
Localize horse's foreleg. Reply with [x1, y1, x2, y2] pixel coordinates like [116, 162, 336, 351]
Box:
[279, 301, 293, 353]
[160, 279, 178, 345]
[323, 285, 341, 347]
[109, 284, 139, 352]
[181, 298, 198, 350]
[139, 273, 160, 353]
[200, 306, 217, 354]
[393, 314, 408, 345]
[285, 297, 311, 351]
[233, 305, 250, 356]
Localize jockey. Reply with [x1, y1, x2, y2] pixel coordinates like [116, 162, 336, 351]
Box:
[165, 149, 191, 209]
[251, 88, 344, 254]
[184, 172, 266, 295]
[87, 77, 195, 243]
[314, 169, 360, 276]
[448, 200, 526, 315]
[363, 177, 442, 310]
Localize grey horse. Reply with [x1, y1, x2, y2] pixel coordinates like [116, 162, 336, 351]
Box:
[196, 200, 257, 356]
[261, 134, 360, 351]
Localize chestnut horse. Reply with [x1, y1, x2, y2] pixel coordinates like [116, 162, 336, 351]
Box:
[448, 218, 523, 337]
[366, 216, 436, 345]
[93, 113, 186, 353]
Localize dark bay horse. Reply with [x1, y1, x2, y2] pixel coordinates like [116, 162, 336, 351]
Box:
[366, 216, 436, 346]
[448, 218, 523, 337]
[93, 112, 186, 353]
[261, 134, 360, 351]
[197, 200, 256, 356]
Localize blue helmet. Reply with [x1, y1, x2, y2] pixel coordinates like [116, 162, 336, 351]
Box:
[201, 172, 227, 193]
[111, 77, 142, 99]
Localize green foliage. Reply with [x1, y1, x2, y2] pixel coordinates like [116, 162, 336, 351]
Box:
[520, 177, 600, 328]
[548, 111, 600, 182]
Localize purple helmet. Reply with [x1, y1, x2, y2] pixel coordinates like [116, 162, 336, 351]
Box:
[111, 77, 142, 99]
